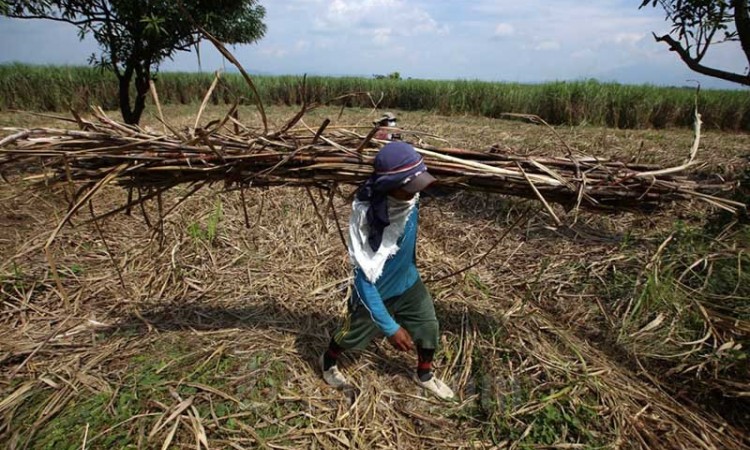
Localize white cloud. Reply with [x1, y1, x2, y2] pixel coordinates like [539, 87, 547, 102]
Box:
[260, 47, 288, 58]
[613, 32, 646, 46]
[470, 1, 663, 42]
[313, 0, 446, 43]
[494, 23, 515, 37]
[534, 40, 561, 51]
[0, 2, 744, 89]
[571, 48, 594, 59]
[371, 28, 392, 45]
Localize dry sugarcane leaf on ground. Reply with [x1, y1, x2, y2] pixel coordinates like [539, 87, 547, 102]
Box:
[1, 101, 749, 448]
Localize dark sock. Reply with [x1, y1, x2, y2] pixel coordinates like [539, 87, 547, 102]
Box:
[417, 347, 435, 382]
[323, 339, 344, 371]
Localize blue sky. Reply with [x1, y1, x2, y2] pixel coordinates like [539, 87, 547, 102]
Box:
[0, 1, 746, 88]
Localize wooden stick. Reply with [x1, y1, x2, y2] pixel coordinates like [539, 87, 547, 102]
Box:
[89, 200, 127, 291]
[516, 162, 563, 226]
[149, 79, 168, 134]
[194, 71, 221, 132]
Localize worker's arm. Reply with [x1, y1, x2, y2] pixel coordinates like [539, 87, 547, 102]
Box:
[353, 269, 400, 336]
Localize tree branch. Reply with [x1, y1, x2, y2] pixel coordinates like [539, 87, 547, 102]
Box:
[734, 0, 750, 67]
[100, 1, 121, 78]
[695, 24, 718, 63]
[173, 36, 201, 52]
[5, 13, 106, 26]
[653, 32, 750, 86]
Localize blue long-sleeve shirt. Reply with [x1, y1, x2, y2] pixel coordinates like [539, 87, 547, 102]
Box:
[352, 205, 420, 336]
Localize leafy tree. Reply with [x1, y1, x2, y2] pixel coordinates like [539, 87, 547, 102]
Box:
[373, 72, 403, 80]
[3, 1, 266, 124]
[640, 0, 750, 87]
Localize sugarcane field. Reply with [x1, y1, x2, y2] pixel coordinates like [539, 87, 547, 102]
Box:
[2, 2, 750, 449]
[0, 85, 748, 448]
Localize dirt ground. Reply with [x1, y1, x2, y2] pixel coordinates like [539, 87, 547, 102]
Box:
[1, 105, 749, 449]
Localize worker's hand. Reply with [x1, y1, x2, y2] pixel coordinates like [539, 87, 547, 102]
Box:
[388, 327, 414, 352]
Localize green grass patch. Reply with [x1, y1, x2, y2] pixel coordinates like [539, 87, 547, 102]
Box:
[452, 345, 606, 448]
[8, 335, 304, 449]
[603, 212, 750, 383]
[187, 199, 223, 245]
[1, 262, 28, 290]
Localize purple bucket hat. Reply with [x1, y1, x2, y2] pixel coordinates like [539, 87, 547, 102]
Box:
[371, 142, 436, 194]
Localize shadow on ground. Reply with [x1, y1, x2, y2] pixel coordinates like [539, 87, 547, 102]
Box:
[98, 296, 510, 381]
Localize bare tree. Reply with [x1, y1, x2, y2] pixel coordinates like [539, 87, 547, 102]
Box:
[641, 0, 750, 86]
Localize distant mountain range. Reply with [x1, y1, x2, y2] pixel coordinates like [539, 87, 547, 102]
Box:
[214, 64, 746, 90]
[592, 62, 744, 90]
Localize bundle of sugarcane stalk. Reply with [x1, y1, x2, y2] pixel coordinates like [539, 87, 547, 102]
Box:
[0, 104, 745, 223]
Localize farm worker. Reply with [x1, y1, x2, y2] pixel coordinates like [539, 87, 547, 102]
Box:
[373, 112, 401, 141]
[320, 141, 455, 400]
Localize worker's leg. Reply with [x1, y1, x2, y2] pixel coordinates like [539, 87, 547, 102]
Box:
[323, 301, 380, 371]
[390, 278, 439, 352]
[390, 279, 453, 399]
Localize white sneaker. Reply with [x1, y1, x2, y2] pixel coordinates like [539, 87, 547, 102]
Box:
[320, 354, 349, 388]
[417, 375, 455, 401]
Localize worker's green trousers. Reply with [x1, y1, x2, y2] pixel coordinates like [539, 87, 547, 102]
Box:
[332, 278, 439, 350]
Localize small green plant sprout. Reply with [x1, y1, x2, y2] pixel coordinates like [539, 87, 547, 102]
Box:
[187, 199, 223, 245]
[206, 199, 223, 243]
